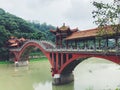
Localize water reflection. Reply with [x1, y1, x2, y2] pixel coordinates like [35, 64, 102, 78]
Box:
[52, 82, 74, 90]
[33, 81, 74, 90]
[0, 58, 120, 90]
[33, 82, 52, 90]
[14, 65, 29, 72]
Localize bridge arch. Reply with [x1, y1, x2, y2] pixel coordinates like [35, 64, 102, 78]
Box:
[10, 41, 52, 66]
[59, 55, 120, 74]
[18, 42, 46, 60]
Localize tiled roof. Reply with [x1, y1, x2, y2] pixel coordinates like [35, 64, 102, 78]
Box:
[65, 26, 115, 40]
[50, 24, 78, 34]
[10, 43, 18, 46]
[50, 28, 78, 33]
[8, 39, 16, 43]
[50, 30, 57, 34]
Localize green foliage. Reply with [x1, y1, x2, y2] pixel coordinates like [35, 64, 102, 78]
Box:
[31, 22, 55, 41]
[0, 25, 10, 60]
[0, 8, 55, 60]
[92, 1, 120, 36]
[92, 1, 118, 26]
[116, 88, 120, 90]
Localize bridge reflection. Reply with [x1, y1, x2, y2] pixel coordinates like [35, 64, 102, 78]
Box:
[52, 82, 74, 90]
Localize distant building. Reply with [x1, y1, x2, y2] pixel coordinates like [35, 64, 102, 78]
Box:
[8, 36, 27, 47]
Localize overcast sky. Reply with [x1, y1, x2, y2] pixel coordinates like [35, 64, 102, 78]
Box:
[0, 0, 113, 30]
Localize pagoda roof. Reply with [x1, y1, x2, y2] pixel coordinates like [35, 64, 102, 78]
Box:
[8, 40, 15, 43]
[65, 26, 115, 40]
[10, 43, 18, 47]
[50, 28, 78, 33]
[50, 23, 78, 34]
[59, 24, 69, 31]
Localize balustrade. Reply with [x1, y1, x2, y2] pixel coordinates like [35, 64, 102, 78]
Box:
[9, 39, 120, 55]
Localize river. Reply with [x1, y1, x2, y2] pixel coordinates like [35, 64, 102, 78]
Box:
[0, 57, 120, 90]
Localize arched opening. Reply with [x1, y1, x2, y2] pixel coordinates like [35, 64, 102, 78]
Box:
[19, 46, 34, 61]
[11, 41, 49, 66]
[60, 56, 119, 74]
[19, 46, 47, 62]
[28, 47, 46, 61]
[60, 58, 88, 75]
[61, 60, 80, 74]
[58, 56, 119, 85]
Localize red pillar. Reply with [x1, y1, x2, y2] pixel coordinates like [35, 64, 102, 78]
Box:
[56, 53, 59, 72]
[51, 53, 55, 76]
[61, 53, 63, 67]
[13, 52, 19, 66]
[52, 52, 54, 68]
[14, 57, 18, 62]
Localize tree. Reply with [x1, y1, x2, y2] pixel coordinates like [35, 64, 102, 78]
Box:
[92, 1, 120, 36]
[31, 22, 55, 41]
[0, 8, 5, 15]
[0, 25, 10, 60]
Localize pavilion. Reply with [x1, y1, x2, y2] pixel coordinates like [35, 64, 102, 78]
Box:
[50, 24, 120, 50]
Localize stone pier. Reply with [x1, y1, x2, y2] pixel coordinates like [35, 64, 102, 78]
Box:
[52, 73, 74, 85]
[14, 60, 29, 67]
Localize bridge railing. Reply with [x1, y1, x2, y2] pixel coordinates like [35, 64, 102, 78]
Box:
[9, 39, 120, 55]
[41, 40, 56, 48]
[45, 46, 120, 54]
[9, 39, 56, 51]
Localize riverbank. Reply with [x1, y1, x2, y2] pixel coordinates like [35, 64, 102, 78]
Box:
[30, 57, 47, 62]
[0, 57, 47, 64]
[0, 61, 11, 64]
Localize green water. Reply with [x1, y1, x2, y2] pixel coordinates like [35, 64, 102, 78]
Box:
[0, 57, 120, 90]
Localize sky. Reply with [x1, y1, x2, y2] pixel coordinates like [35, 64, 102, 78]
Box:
[0, 0, 112, 30]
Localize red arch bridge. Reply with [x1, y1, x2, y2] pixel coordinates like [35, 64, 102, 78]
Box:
[9, 39, 120, 85]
